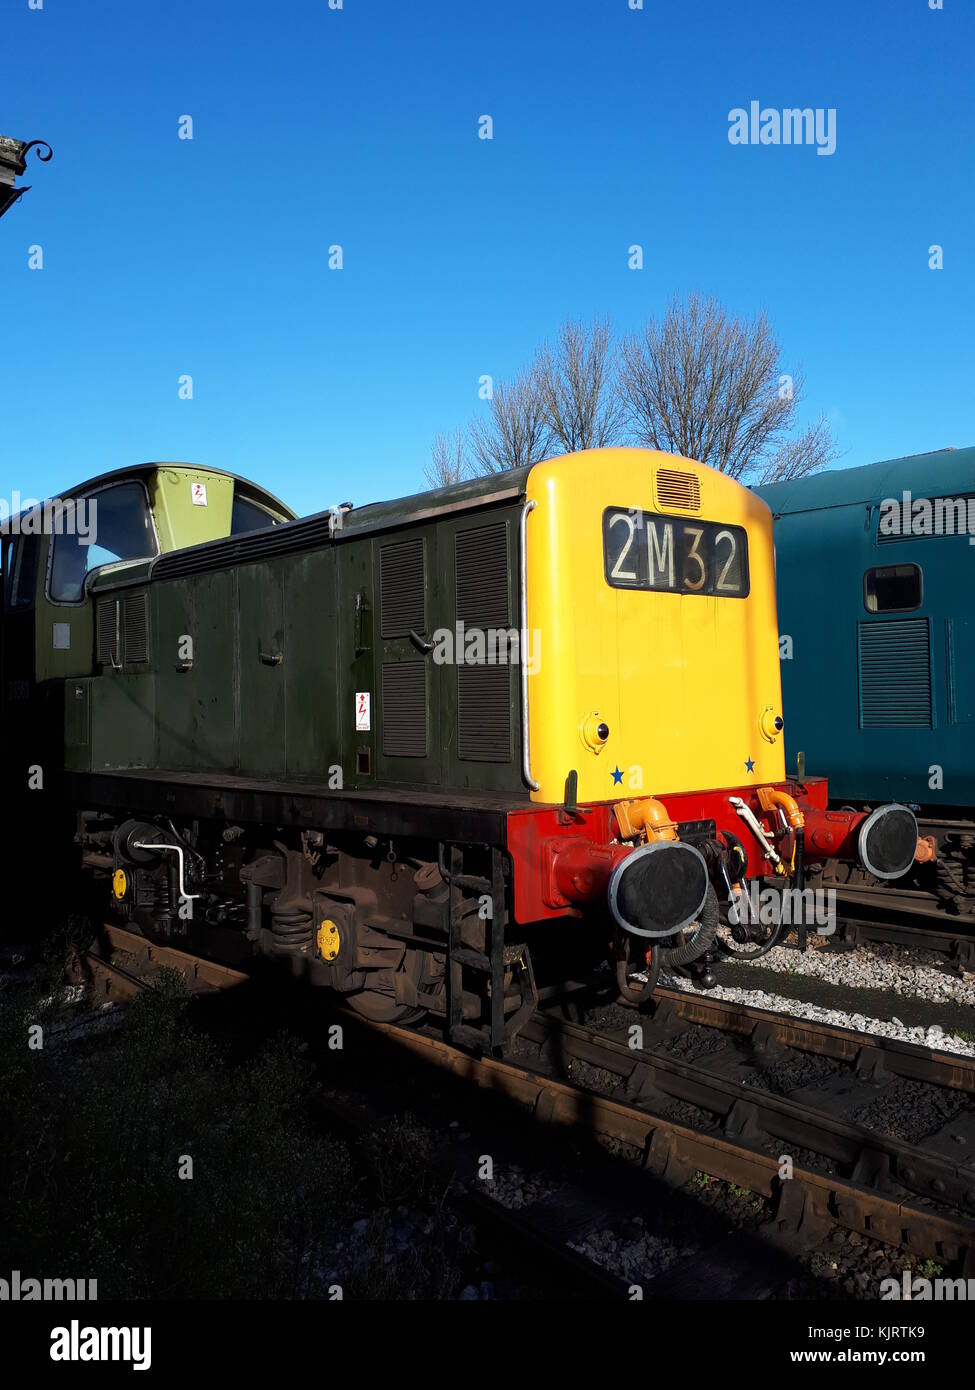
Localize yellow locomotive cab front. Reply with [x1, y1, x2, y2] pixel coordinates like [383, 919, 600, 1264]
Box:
[523, 447, 786, 805]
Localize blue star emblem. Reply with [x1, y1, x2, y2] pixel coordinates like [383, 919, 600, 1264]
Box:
[611, 766, 624, 785]
[744, 757, 755, 774]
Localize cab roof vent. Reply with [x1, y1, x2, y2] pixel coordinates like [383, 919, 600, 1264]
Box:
[655, 469, 701, 512]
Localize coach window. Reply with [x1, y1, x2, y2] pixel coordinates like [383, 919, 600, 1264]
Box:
[863, 563, 922, 614]
[48, 482, 158, 604]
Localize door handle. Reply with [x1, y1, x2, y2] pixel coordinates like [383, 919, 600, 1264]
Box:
[353, 590, 369, 655]
[409, 629, 434, 654]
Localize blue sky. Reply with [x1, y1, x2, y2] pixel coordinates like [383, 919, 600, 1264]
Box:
[2, 0, 970, 519]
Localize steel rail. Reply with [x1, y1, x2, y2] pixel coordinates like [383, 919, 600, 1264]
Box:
[647, 986, 975, 1092]
[77, 925, 975, 1270]
[517, 1010, 975, 1215]
[368, 1016, 975, 1269]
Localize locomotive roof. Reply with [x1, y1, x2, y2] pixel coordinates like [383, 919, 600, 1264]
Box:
[1, 461, 296, 528]
[141, 463, 535, 581]
[756, 445, 975, 516]
[339, 464, 534, 531]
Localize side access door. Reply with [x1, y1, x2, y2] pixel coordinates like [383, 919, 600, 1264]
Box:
[372, 524, 442, 788]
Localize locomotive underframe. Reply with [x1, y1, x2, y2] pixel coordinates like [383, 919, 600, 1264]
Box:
[68, 769, 547, 1052]
[62, 766, 921, 1053]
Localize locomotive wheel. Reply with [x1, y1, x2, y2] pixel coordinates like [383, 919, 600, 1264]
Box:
[346, 992, 425, 1025]
[345, 944, 427, 1025]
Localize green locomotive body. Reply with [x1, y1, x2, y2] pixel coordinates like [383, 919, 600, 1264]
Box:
[4, 460, 541, 1048]
[2, 454, 919, 1052]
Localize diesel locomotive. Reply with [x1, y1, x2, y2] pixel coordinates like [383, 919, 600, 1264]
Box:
[757, 445, 975, 929]
[2, 448, 921, 1051]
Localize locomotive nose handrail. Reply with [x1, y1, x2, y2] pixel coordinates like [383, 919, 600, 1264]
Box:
[520, 498, 538, 792]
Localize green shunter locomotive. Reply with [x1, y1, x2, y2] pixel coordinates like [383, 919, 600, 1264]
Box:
[2, 453, 919, 1052]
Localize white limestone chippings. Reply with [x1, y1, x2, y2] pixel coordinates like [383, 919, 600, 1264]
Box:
[725, 937, 975, 1008]
[661, 939, 975, 1059]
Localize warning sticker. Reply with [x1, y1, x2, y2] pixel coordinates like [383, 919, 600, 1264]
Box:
[355, 692, 371, 732]
[191, 483, 208, 507]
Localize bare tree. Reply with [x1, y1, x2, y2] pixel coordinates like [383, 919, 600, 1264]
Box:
[618, 293, 837, 482]
[468, 366, 551, 475]
[425, 428, 469, 489]
[536, 316, 625, 454]
[758, 415, 838, 484]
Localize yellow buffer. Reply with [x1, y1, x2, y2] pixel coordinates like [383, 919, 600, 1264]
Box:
[523, 448, 786, 804]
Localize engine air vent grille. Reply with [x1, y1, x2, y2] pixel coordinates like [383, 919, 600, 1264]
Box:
[458, 667, 511, 760]
[455, 522, 509, 628]
[380, 539, 425, 638]
[122, 592, 149, 663]
[455, 522, 511, 762]
[95, 598, 117, 667]
[858, 618, 932, 728]
[381, 660, 427, 758]
[655, 469, 701, 512]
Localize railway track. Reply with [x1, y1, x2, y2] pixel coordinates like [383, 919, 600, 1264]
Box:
[832, 889, 975, 967]
[67, 923, 250, 999]
[69, 925, 627, 1298]
[70, 925, 975, 1294]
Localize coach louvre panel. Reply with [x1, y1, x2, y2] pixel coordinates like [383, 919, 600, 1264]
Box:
[858, 617, 933, 729]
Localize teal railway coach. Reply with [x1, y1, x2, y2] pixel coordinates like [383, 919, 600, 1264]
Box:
[757, 446, 975, 922]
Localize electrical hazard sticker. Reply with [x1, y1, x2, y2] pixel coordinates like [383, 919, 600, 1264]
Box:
[191, 483, 208, 507]
[355, 692, 371, 732]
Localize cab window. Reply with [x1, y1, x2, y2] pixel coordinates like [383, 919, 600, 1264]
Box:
[3, 534, 41, 610]
[863, 563, 922, 614]
[231, 494, 282, 535]
[49, 482, 157, 603]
